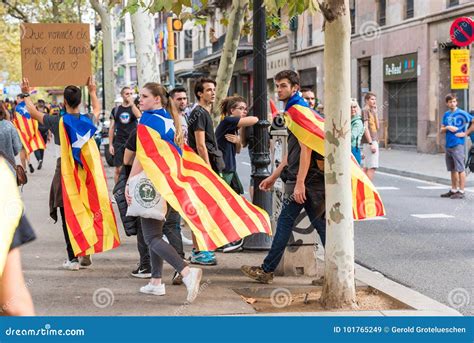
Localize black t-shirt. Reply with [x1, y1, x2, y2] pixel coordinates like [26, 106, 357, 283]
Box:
[125, 128, 137, 153]
[111, 105, 137, 144]
[215, 116, 240, 173]
[282, 131, 324, 191]
[187, 105, 219, 154]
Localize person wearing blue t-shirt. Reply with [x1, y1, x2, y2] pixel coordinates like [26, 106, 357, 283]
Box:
[440, 93, 474, 199]
[215, 95, 258, 252]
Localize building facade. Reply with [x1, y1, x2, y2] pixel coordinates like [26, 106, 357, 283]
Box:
[292, 0, 474, 153]
[111, 8, 139, 98]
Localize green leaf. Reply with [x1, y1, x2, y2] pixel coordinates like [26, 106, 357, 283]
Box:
[220, 17, 229, 26]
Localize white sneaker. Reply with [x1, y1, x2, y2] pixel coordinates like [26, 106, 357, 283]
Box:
[182, 268, 202, 303]
[181, 232, 193, 246]
[139, 283, 166, 296]
[62, 259, 80, 271]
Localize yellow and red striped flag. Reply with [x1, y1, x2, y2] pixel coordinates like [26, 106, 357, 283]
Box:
[0, 158, 23, 275]
[136, 109, 272, 251]
[59, 114, 120, 256]
[13, 102, 46, 155]
[284, 94, 385, 220]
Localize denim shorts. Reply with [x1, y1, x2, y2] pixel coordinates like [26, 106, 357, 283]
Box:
[445, 144, 465, 172]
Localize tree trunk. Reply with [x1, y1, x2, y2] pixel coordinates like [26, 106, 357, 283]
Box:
[130, 0, 160, 88]
[212, 0, 249, 126]
[319, 0, 357, 309]
[90, 0, 115, 116]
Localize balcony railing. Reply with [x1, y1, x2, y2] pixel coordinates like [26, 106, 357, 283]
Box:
[193, 46, 212, 65]
[212, 35, 250, 54]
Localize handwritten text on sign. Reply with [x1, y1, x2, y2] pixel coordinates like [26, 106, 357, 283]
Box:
[21, 23, 91, 87]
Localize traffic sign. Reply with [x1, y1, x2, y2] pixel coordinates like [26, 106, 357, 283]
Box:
[450, 17, 474, 47]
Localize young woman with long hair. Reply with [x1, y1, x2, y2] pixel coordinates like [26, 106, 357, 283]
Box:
[125, 82, 202, 302]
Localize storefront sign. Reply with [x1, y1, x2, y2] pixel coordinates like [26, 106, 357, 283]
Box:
[451, 49, 470, 90]
[383, 53, 417, 82]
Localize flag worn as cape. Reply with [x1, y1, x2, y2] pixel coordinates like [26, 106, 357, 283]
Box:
[13, 102, 46, 155]
[59, 114, 120, 256]
[284, 93, 385, 220]
[136, 109, 272, 251]
[0, 158, 23, 276]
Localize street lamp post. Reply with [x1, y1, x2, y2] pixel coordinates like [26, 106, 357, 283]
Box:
[243, 0, 273, 250]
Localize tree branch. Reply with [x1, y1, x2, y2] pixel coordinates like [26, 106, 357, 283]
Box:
[2, 0, 30, 22]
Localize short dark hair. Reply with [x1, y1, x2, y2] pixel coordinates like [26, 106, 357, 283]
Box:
[301, 87, 314, 93]
[64, 85, 82, 109]
[17, 93, 25, 99]
[445, 93, 457, 103]
[274, 70, 299, 87]
[170, 87, 187, 99]
[194, 78, 216, 100]
[121, 86, 131, 95]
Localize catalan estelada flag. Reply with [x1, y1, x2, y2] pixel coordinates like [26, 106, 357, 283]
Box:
[13, 102, 46, 155]
[136, 109, 271, 251]
[0, 158, 22, 275]
[59, 114, 120, 256]
[284, 94, 385, 220]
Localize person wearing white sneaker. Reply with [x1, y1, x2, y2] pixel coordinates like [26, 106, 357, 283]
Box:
[126, 83, 203, 302]
[62, 259, 80, 271]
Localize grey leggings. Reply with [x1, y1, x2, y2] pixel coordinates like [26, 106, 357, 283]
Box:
[140, 217, 187, 279]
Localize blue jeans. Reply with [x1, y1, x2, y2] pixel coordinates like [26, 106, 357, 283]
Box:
[262, 190, 326, 273]
[352, 146, 361, 165]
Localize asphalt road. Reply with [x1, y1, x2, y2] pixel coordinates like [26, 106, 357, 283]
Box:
[236, 149, 474, 316]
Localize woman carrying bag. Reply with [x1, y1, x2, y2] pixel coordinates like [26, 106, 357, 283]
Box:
[125, 83, 202, 302]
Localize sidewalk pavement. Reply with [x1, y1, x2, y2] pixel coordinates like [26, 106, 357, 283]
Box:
[378, 148, 474, 188]
[19, 150, 461, 317]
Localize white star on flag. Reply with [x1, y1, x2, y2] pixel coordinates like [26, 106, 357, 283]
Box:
[160, 115, 175, 134]
[71, 130, 92, 149]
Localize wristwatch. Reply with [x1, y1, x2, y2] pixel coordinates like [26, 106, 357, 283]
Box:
[22, 93, 30, 98]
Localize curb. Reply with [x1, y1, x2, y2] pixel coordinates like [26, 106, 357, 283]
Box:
[378, 167, 474, 187]
[246, 261, 463, 317]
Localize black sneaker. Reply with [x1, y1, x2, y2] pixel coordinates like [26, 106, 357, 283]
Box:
[131, 265, 151, 279]
[450, 191, 465, 199]
[222, 239, 244, 253]
[28, 163, 34, 173]
[37, 160, 43, 170]
[440, 190, 456, 198]
[172, 271, 183, 285]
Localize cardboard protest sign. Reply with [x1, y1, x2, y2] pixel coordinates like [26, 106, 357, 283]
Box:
[20, 23, 91, 87]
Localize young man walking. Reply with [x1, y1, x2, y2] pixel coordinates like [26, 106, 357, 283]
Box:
[21, 77, 100, 270]
[109, 87, 141, 183]
[241, 70, 326, 284]
[440, 93, 474, 199]
[187, 78, 220, 265]
[361, 92, 380, 181]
